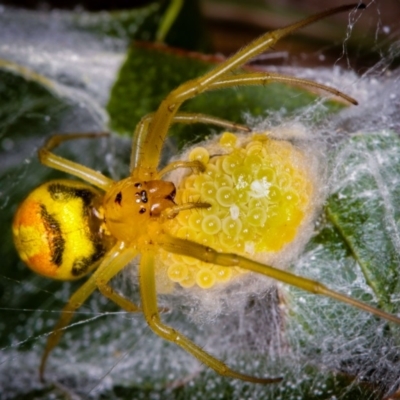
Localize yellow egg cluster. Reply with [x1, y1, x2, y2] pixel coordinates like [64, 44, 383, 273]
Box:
[163, 132, 314, 290]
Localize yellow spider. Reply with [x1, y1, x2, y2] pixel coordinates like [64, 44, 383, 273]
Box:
[11, 3, 400, 385]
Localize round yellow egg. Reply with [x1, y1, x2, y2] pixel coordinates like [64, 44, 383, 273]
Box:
[163, 132, 316, 290]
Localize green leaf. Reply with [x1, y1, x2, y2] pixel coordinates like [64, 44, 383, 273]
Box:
[327, 131, 400, 314]
[283, 132, 400, 397]
[287, 220, 400, 397]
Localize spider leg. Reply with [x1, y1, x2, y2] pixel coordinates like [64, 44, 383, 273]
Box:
[132, 70, 357, 176]
[161, 202, 210, 219]
[38, 133, 114, 191]
[172, 113, 250, 132]
[181, 4, 364, 91]
[130, 112, 250, 175]
[99, 283, 169, 314]
[158, 160, 205, 178]
[39, 243, 138, 381]
[209, 72, 358, 105]
[140, 3, 364, 171]
[159, 234, 400, 325]
[97, 283, 141, 313]
[139, 250, 282, 384]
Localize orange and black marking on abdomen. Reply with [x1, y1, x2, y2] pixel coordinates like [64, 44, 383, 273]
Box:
[13, 179, 114, 280]
[39, 203, 65, 268]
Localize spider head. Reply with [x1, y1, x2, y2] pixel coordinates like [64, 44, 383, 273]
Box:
[103, 177, 176, 243]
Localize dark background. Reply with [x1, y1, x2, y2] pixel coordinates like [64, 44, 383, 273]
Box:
[2, 0, 399, 69]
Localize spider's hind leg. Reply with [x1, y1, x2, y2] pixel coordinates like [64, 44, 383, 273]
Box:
[39, 244, 138, 381]
[139, 250, 282, 384]
[38, 132, 114, 190]
[159, 234, 400, 326]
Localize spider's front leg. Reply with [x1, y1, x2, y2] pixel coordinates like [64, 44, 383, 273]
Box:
[159, 235, 400, 326]
[130, 112, 250, 175]
[38, 133, 114, 190]
[139, 250, 282, 384]
[158, 159, 206, 178]
[138, 3, 365, 172]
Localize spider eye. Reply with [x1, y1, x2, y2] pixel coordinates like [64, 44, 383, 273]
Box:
[115, 192, 122, 205]
[139, 207, 146, 214]
[134, 182, 142, 188]
[140, 190, 148, 203]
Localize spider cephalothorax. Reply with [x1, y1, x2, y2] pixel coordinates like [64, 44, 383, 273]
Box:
[103, 178, 177, 242]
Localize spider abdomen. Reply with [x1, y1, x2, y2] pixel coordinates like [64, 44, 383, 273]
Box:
[12, 180, 112, 280]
